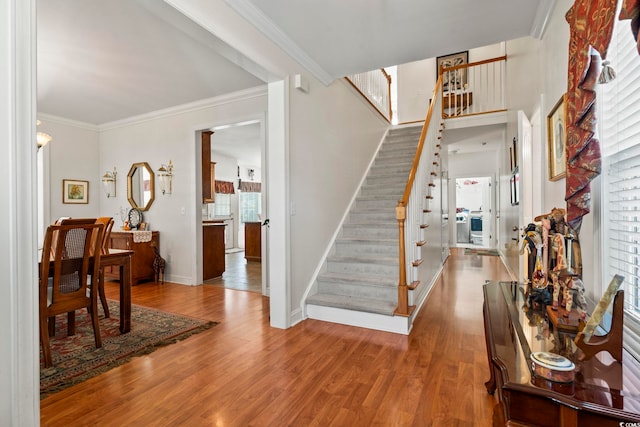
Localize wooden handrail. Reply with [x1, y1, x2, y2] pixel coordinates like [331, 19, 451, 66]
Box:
[394, 76, 442, 317]
[400, 76, 442, 206]
[439, 55, 507, 74]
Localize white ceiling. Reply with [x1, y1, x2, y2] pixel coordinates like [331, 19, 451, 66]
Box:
[229, 0, 555, 82]
[210, 121, 262, 166]
[37, 0, 264, 125]
[37, 0, 555, 163]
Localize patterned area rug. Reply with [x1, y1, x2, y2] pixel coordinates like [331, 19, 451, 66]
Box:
[464, 248, 500, 256]
[40, 301, 216, 398]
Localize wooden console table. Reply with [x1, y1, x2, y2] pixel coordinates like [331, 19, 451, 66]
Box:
[483, 281, 640, 426]
[104, 231, 159, 285]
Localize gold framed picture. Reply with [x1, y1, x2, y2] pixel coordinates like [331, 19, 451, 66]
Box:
[547, 94, 567, 181]
[62, 179, 89, 204]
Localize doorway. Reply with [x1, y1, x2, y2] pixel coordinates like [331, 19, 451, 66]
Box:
[454, 176, 494, 248]
[202, 119, 265, 294]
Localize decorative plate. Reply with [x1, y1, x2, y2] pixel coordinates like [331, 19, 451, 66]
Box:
[128, 208, 143, 230]
[530, 351, 575, 371]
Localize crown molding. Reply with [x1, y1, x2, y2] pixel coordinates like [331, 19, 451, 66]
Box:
[98, 85, 267, 131]
[530, 0, 557, 39]
[36, 113, 100, 131]
[225, 0, 334, 86]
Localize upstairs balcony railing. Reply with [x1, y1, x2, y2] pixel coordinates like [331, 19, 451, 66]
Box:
[346, 69, 392, 122]
[439, 55, 507, 119]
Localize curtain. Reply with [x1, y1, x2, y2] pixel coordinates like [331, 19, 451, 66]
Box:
[215, 180, 235, 194]
[239, 181, 261, 193]
[564, 0, 618, 233]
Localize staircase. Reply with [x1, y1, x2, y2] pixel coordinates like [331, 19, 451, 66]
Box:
[306, 126, 423, 333]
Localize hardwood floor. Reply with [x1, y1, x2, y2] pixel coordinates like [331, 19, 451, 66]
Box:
[40, 248, 512, 426]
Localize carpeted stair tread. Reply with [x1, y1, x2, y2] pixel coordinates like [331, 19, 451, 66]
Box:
[317, 271, 396, 287]
[307, 126, 423, 323]
[335, 236, 397, 245]
[327, 254, 398, 265]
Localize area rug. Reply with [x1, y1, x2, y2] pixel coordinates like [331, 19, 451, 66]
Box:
[464, 248, 500, 256]
[40, 301, 217, 398]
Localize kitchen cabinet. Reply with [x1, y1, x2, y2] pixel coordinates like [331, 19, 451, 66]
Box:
[203, 224, 225, 279]
[202, 130, 215, 203]
[244, 222, 261, 262]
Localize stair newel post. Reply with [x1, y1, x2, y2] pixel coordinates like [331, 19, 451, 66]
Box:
[395, 203, 410, 316]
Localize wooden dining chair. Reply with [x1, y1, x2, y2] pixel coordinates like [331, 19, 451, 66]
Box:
[39, 222, 105, 368]
[93, 216, 114, 317]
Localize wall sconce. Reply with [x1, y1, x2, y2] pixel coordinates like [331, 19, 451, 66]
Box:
[157, 160, 173, 195]
[101, 167, 117, 198]
[248, 168, 255, 181]
[36, 120, 52, 149]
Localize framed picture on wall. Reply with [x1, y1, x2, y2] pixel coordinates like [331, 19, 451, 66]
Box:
[62, 179, 89, 204]
[547, 94, 567, 181]
[436, 51, 468, 92]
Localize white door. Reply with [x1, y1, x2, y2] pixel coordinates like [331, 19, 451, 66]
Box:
[517, 111, 533, 280]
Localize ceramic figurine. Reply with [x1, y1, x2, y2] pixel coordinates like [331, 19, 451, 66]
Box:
[551, 273, 560, 310]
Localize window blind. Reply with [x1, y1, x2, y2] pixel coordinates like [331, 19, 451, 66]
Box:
[600, 14, 640, 362]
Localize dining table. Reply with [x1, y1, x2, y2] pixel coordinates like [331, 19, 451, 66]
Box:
[40, 247, 134, 334]
[98, 248, 134, 333]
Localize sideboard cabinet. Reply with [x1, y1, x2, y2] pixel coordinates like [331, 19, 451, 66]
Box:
[104, 231, 159, 285]
[483, 281, 640, 425]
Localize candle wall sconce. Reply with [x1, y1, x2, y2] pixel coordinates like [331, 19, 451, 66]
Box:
[101, 167, 117, 198]
[157, 160, 174, 195]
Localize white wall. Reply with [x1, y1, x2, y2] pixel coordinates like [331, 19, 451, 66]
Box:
[397, 43, 505, 123]
[501, 0, 598, 298]
[288, 78, 389, 312]
[98, 88, 268, 285]
[39, 117, 101, 222]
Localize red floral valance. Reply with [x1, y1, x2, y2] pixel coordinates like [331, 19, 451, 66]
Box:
[564, 0, 617, 233]
[239, 181, 261, 193]
[215, 180, 235, 194]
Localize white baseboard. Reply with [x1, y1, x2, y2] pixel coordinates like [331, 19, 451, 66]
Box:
[306, 304, 411, 335]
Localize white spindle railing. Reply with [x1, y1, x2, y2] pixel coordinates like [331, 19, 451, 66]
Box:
[440, 56, 507, 119]
[395, 78, 443, 316]
[346, 69, 392, 122]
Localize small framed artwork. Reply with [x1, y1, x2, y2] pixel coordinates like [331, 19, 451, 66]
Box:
[436, 51, 469, 92]
[62, 179, 89, 204]
[547, 94, 567, 181]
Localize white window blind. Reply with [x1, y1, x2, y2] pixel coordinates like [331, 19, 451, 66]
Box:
[239, 192, 261, 223]
[214, 193, 231, 217]
[600, 14, 640, 361]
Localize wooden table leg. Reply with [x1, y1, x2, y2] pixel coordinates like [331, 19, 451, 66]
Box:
[483, 302, 497, 394]
[119, 254, 132, 333]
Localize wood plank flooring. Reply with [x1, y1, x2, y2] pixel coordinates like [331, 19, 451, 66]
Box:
[40, 248, 512, 426]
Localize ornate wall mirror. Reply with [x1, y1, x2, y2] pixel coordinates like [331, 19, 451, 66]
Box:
[127, 162, 155, 211]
